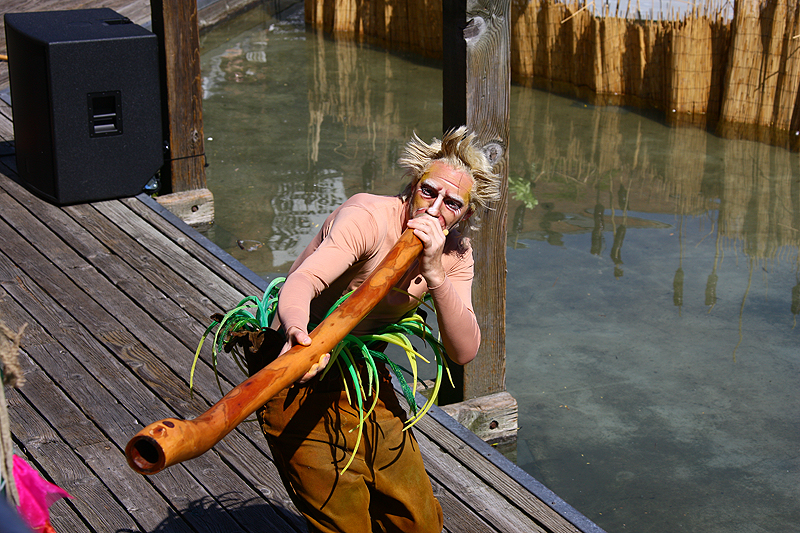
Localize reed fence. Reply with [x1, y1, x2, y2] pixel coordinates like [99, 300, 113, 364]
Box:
[305, 0, 800, 150]
[300, 0, 800, 259]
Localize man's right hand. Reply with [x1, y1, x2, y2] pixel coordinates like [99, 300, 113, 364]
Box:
[282, 326, 330, 384]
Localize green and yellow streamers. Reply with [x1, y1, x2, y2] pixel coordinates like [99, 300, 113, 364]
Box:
[192, 278, 451, 473]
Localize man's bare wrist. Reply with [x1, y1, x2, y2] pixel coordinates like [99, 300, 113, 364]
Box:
[427, 273, 448, 291]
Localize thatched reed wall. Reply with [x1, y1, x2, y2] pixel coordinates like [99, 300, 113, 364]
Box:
[305, 0, 800, 150]
[298, 0, 800, 260]
[305, 0, 443, 57]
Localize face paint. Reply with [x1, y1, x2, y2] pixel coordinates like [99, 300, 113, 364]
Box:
[409, 160, 473, 231]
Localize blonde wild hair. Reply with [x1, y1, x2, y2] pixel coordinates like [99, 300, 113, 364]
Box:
[398, 126, 501, 214]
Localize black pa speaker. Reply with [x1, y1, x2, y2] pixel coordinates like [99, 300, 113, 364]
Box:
[4, 8, 164, 205]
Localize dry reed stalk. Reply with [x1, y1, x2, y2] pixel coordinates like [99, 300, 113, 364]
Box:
[721, 0, 761, 126]
[706, 15, 729, 122]
[383, 1, 393, 46]
[754, 0, 788, 128]
[390, 0, 410, 51]
[304, 0, 321, 27]
[359, 0, 371, 40]
[591, 15, 603, 92]
[773, 1, 800, 130]
[552, 2, 573, 83]
[394, 0, 408, 49]
[537, 0, 562, 80]
[384, 0, 395, 46]
[622, 21, 646, 96]
[638, 19, 667, 108]
[416, 0, 441, 58]
[407, 0, 421, 55]
[562, 1, 594, 24]
[669, 15, 713, 116]
[324, 0, 337, 33]
[381, 0, 393, 44]
[333, 0, 350, 33]
[369, 0, 384, 44]
[570, 0, 595, 89]
[511, 0, 536, 82]
[599, 16, 627, 95]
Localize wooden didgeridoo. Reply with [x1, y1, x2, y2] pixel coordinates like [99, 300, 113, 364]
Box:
[126, 228, 423, 475]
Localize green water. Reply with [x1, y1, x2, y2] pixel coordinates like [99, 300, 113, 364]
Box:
[199, 6, 799, 532]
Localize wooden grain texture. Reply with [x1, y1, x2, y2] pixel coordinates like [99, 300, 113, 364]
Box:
[0, 97, 13, 142]
[0, 209, 208, 416]
[0, 180, 236, 390]
[122, 194, 264, 297]
[12, 348, 194, 533]
[151, 0, 207, 193]
[431, 482, 498, 533]
[155, 187, 215, 229]
[0, 176, 246, 413]
[1, 184, 247, 428]
[440, 390, 519, 444]
[0, 158, 597, 532]
[443, 0, 510, 401]
[3, 343, 252, 533]
[412, 407, 584, 533]
[8, 390, 129, 533]
[412, 422, 548, 533]
[80, 199, 243, 307]
[0, 177, 304, 532]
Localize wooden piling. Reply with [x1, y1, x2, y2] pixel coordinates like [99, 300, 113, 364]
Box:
[442, 0, 511, 403]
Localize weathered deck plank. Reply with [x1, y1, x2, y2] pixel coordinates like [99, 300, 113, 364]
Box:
[10, 349, 187, 533]
[0, 176, 306, 532]
[415, 427, 549, 533]
[0, 97, 12, 143]
[0, 2, 602, 522]
[418, 416, 582, 533]
[0, 155, 603, 532]
[0, 160, 603, 533]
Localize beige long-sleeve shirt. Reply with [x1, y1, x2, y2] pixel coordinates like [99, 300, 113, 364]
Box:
[277, 193, 481, 362]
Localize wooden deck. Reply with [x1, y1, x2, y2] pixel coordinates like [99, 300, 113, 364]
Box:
[0, 161, 603, 533]
[0, 1, 603, 532]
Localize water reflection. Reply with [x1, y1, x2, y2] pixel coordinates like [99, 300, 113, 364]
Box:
[200, 8, 444, 274]
[268, 171, 348, 266]
[199, 7, 799, 533]
[509, 90, 800, 321]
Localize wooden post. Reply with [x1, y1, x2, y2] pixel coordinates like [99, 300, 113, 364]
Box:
[441, 0, 511, 409]
[150, 0, 214, 228]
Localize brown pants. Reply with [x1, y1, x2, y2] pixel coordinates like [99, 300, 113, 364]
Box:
[258, 364, 444, 533]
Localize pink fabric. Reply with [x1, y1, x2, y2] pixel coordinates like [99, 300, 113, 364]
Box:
[13, 455, 71, 532]
[277, 193, 481, 361]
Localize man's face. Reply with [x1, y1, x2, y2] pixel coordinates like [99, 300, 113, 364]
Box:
[409, 160, 473, 231]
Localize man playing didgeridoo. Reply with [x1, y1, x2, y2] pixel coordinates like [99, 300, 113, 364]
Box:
[256, 126, 500, 533]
